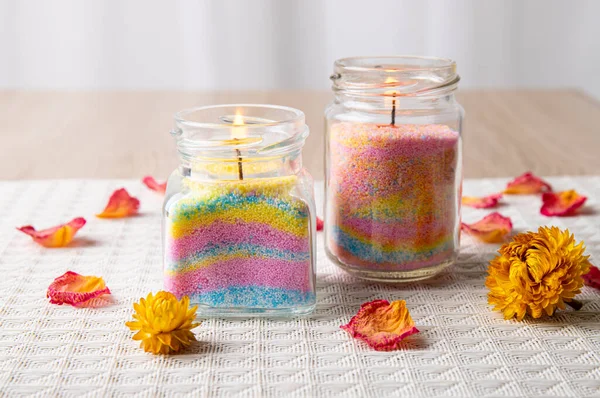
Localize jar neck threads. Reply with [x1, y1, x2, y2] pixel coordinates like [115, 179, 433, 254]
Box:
[172, 104, 308, 181]
[331, 56, 460, 108]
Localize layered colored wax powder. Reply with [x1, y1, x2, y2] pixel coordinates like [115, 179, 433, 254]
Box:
[164, 176, 315, 310]
[326, 123, 460, 271]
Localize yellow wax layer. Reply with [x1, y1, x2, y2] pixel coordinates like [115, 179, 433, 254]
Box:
[190, 160, 280, 176]
[183, 175, 297, 195]
[167, 175, 309, 239]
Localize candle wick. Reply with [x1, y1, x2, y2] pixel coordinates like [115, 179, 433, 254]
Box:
[235, 145, 244, 181]
[391, 93, 396, 126]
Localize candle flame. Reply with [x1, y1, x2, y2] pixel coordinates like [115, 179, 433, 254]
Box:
[232, 111, 246, 139]
[384, 77, 398, 109]
[233, 112, 244, 126]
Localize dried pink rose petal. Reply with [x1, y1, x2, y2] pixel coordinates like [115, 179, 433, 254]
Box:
[142, 176, 167, 194]
[584, 263, 600, 290]
[462, 193, 502, 209]
[341, 299, 419, 351]
[541, 190, 587, 216]
[97, 188, 140, 218]
[504, 172, 552, 194]
[461, 212, 513, 243]
[316, 217, 324, 231]
[17, 217, 86, 248]
[47, 271, 111, 306]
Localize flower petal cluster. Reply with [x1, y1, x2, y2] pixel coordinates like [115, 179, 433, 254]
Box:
[486, 227, 589, 320]
[126, 291, 200, 354]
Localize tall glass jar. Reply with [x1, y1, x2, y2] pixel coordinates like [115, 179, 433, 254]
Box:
[163, 104, 316, 316]
[325, 56, 463, 282]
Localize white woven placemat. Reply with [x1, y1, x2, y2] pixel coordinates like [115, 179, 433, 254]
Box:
[0, 177, 599, 397]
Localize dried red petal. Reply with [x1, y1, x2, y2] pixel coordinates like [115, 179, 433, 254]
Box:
[504, 172, 552, 194]
[47, 271, 111, 306]
[17, 217, 86, 248]
[341, 299, 419, 351]
[583, 263, 600, 289]
[462, 193, 502, 209]
[316, 217, 324, 231]
[142, 176, 167, 194]
[540, 190, 587, 216]
[96, 188, 140, 218]
[461, 212, 513, 243]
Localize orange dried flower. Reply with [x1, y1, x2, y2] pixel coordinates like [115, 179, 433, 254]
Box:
[96, 188, 140, 218]
[541, 190, 587, 216]
[17, 217, 86, 248]
[486, 226, 590, 320]
[461, 212, 513, 243]
[126, 291, 200, 355]
[341, 299, 419, 351]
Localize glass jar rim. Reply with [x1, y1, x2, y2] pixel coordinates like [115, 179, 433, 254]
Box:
[172, 104, 309, 160]
[334, 55, 455, 73]
[174, 104, 305, 129]
[331, 55, 459, 96]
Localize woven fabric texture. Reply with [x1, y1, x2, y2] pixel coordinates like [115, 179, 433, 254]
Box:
[0, 177, 599, 397]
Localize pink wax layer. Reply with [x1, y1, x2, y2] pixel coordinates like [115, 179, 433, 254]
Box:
[168, 220, 309, 263]
[165, 257, 312, 297]
[164, 177, 314, 309]
[326, 122, 460, 271]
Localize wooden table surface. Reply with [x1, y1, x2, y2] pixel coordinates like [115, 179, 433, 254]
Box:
[1, 89, 599, 180]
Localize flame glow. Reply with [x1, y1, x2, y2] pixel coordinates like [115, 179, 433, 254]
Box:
[232, 111, 247, 139]
[232, 112, 244, 126]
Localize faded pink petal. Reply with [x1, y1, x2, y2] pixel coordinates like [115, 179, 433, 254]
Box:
[17, 217, 86, 248]
[341, 299, 419, 351]
[462, 193, 502, 209]
[316, 217, 324, 231]
[142, 176, 167, 194]
[96, 188, 140, 218]
[584, 263, 600, 289]
[461, 212, 513, 243]
[504, 172, 552, 194]
[47, 271, 111, 306]
[541, 190, 587, 216]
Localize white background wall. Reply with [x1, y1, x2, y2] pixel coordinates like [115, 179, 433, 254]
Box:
[2, 0, 600, 99]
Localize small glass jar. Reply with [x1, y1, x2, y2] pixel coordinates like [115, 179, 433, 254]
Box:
[325, 56, 463, 282]
[163, 104, 316, 316]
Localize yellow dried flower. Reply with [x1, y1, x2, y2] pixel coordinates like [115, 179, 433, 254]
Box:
[486, 226, 590, 321]
[125, 291, 200, 354]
